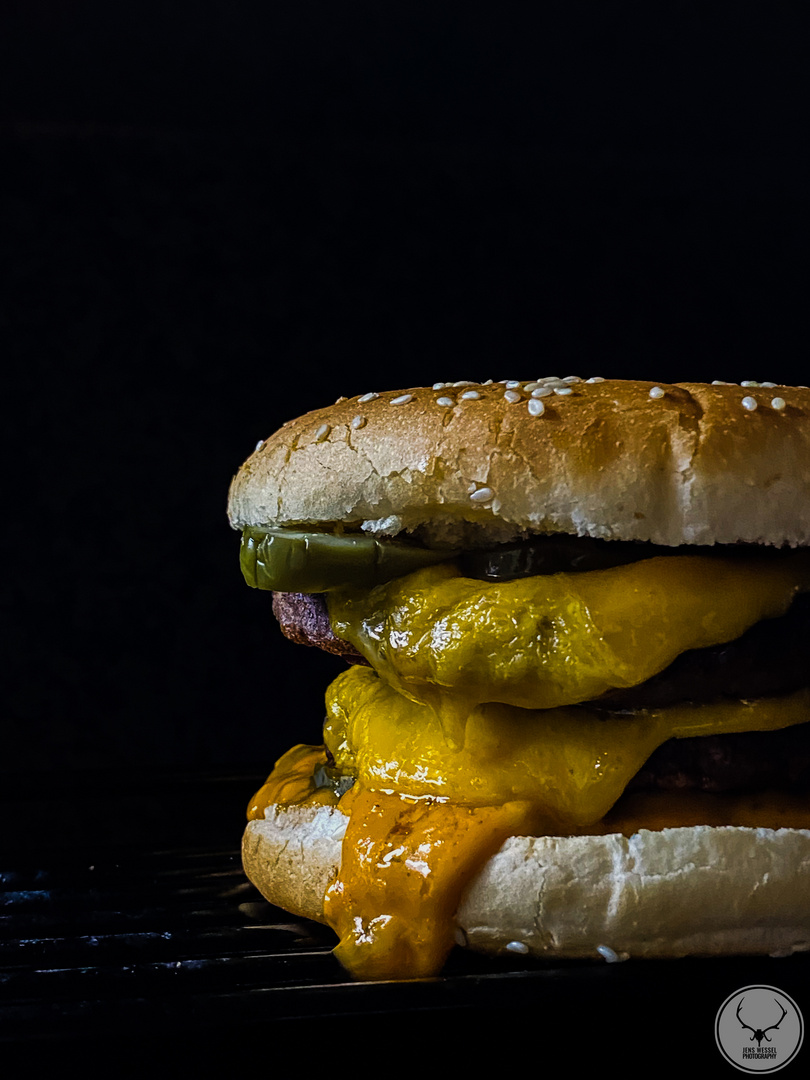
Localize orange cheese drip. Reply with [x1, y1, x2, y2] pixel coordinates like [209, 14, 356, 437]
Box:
[245, 553, 810, 979]
[247, 746, 810, 980]
[246, 744, 336, 817]
[247, 752, 810, 835]
[322, 785, 537, 980]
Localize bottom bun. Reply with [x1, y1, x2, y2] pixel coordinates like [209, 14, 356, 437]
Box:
[242, 803, 810, 961]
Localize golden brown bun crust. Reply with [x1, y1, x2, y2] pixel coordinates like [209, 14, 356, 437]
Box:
[242, 805, 810, 960]
[228, 378, 810, 548]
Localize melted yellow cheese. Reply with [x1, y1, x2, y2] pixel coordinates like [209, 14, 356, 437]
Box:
[247, 744, 338, 817]
[328, 555, 810, 731]
[325, 665, 810, 828]
[250, 552, 810, 981]
[249, 684, 810, 979]
[249, 735, 810, 979]
[250, 754, 810, 836]
[322, 787, 537, 980]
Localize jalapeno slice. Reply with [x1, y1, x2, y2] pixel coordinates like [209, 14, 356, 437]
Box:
[239, 526, 458, 592]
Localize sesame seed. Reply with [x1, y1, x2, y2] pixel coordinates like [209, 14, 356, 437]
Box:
[390, 393, 413, 405]
[358, 392, 378, 403]
[596, 944, 625, 963]
[504, 389, 522, 403]
[649, 386, 665, 399]
[771, 397, 786, 411]
[505, 380, 522, 389]
[351, 415, 366, 429]
[470, 486, 494, 503]
[563, 375, 582, 383]
[741, 395, 758, 411]
[760, 381, 777, 388]
[586, 376, 605, 383]
[314, 423, 330, 442]
[460, 390, 480, 400]
[505, 941, 529, 955]
[436, 396, 455, 407]
[553, 386, 573, 396]
[527, 398, 545, 416]
[531, 386, 552, 398]
[741, 380, 759, 387]
[254, 439, 264, 452]
[482, 378, 494, 385]
[453, 380, 476, 387]
[432, 382, 446, 390]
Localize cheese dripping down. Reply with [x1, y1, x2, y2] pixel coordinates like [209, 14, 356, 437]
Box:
[249, 682, 810, 979]
[248, 552, 810, 978]
[326, 554, 810, 747]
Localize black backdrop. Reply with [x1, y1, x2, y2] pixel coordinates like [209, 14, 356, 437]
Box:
[3, 2, 807, 791]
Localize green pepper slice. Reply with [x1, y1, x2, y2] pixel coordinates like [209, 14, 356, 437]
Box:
[239, 526, 458, 593]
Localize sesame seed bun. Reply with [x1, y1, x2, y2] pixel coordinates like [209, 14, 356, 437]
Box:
[227, 378, 810, 550]
[243, 802, 810, 960]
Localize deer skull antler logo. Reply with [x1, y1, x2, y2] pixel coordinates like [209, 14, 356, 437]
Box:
[736, 997, 788, 1046]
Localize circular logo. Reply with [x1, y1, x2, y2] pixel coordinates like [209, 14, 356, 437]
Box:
[716, 985, 804, 1072]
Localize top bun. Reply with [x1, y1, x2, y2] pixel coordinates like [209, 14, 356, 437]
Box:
[228, 377, 810, 549]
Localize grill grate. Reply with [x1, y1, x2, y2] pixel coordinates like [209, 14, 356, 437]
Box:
[3, 775, 808, 1055]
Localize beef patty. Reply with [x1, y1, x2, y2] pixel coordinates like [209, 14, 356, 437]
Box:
[272, 591, 366, 661]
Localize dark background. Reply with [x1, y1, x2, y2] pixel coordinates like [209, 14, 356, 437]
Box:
[2, 4, 807, 814]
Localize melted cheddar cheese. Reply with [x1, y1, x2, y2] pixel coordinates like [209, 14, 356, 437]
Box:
[325, 667, 810, 828]
[328, 555, 810, 726]
[323, 787, 537, 979]
[250, 687, 810, 979]
[250, 553, 810, 980]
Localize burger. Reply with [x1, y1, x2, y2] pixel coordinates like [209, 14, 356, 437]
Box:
[228, 376, 810, 980]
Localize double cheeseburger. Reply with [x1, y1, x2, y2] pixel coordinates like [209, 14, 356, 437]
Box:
[229, 377, 810, 980]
